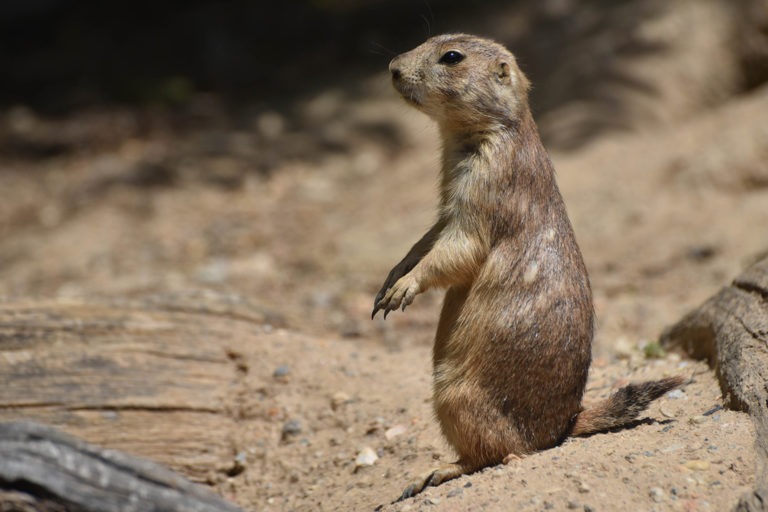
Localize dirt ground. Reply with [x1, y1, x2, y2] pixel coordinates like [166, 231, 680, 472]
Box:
[2, 2, 768, 510]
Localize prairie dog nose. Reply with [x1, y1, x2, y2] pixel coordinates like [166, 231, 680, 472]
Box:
[389, 58, 402, 80]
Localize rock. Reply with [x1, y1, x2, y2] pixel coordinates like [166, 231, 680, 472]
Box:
[667, 389, 686, 399]
[384, 424, 407, 440]
[614, 336, 634, 359]
[661, 444, 684, 454]
[281, 419, 302, 440]
[649, 487, 665, 502]
[703, 405, 723, 416]
[226, 451, 247, 477]
[354, 447, 378, 468]
[273, 365, 290, 379]
[446, 488, 463, 498]
[660, 405, 676, 418]
[577, 481, 591, 493]
[689, 415, 707, 425]
[330, 391, 352, 411]
[685, 460, 711, 471]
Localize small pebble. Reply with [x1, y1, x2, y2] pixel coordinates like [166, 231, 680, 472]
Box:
[331, 391, 351, 410]
[667, 389, 686, 399]
[703, 404, 723, 416]
[578, 481, 591, 493]
[689, 415, 707, 425]
[355, 447, 378, 468]
[273, 365, 290, 379]
[661, 443, 683, 454]
[685, 460, 711, 471]
[226, 451, 247, 477]
[583, 505, 595, 512]
[281, 419, 302, 440]
[660, 405, 676, 418]
[385, 424, 408, 440]
[567, 501, 581, 510]
[425, 497, 441, 505]
[614, 336, 634, 359]
[649, 487, 665, 502]
[446, 488, 463, 498]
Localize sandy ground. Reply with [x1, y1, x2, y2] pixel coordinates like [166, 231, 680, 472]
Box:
[1, 7, 768, 509]
[212, 330, 755, 512]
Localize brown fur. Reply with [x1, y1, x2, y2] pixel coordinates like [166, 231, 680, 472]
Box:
[571, 376, 686, 435]
[371, 34, 683, 500]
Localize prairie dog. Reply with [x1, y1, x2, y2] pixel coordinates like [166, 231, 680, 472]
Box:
[372, 34, 683, 499]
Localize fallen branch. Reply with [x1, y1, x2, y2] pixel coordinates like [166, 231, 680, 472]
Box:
[662, 254, 768, 511]
[0, 421, 243, 512]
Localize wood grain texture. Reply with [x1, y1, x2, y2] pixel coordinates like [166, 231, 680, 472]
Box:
[0, 291, 276, 482]
[0, 421, 243, 512]
[662, 254, 768, 511]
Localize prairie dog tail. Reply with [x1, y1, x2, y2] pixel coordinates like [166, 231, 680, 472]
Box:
[571, 376, 686, 436]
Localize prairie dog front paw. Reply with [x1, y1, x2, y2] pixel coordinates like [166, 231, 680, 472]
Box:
[372, 274, 420, 319]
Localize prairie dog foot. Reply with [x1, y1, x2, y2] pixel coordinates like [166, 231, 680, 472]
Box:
[503, 453, 524, 465]
[397, 463, 465, 501]
[373, 274, 420, 319]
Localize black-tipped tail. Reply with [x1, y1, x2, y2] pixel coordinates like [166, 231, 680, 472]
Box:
[571, 376, 686, 436]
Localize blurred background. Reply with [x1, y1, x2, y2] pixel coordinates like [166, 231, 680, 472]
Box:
[1, 0, 768, 352]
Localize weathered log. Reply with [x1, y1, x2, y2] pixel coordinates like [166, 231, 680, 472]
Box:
[662, 254, 768, 511]
[0, 421, 243, 512]
[0, 292, 278, 482]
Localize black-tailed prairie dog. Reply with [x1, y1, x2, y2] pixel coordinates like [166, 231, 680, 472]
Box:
[372, 34, 683, 499]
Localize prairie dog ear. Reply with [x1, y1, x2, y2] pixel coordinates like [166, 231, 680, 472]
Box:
[496, 61, 511, 85]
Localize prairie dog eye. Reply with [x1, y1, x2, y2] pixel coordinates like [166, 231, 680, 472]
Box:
[438, 50, 465, 65]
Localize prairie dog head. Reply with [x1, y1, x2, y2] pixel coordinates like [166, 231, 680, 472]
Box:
[389, 34, 531, 133]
